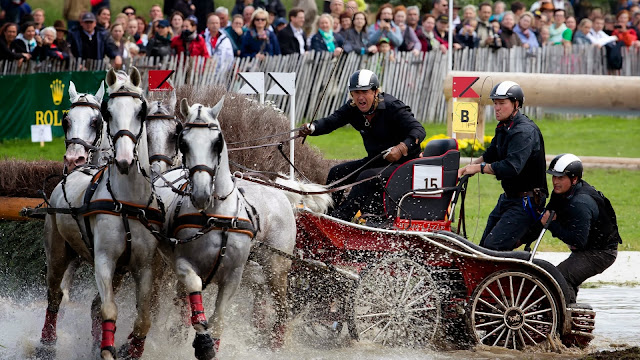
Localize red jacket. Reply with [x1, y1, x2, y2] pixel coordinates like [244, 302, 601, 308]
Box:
[612, 28, 638, 47]
[171, 34, 210, 57]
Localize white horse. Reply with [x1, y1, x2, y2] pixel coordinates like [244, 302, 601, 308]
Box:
[88, 67, 162, 360]
[146, 89, 182, 176]
[63, 81, 112, 172]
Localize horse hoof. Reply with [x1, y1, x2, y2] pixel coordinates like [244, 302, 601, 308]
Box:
[192, 333, 216, 360]
[34, 344, 56, 360]
[116, 334, 145, 360]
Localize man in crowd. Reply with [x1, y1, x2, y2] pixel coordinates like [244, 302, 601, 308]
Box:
[407, 6, 420, 31]
[216, 7, 230, 28]
[477, 2, 497, 47]
[277, 8, 307, 55]
[458, 81, 547, 251]
[587, 16, 618, 46]
[511, 1, 527, 20]
[431, 0, 448, 19]
[225, 14, 245, 56]
[149, 4, 164, 23]
[543, 154, 621, 301]
[68, 12, 119, 63]
[299, 69, 426, 223]
[243, 6, 255, 27]
[123, 6, 136, 19]
[549, 8, 572, 47]
[203, 13, 233, 67]
[32, 8, 45, 35]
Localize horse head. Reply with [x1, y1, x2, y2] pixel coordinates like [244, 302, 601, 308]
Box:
[147, 88, 182, 175]
[103, 67, 147, 174]
[179, 96, 225, 211]
[63, 80, 106, 172]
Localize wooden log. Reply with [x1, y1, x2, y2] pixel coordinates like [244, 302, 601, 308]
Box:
[0, 197, 44, 221]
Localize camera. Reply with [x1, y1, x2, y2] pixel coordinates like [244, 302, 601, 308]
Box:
[614, 24, 622, 29]
[383, 18, 391, 23]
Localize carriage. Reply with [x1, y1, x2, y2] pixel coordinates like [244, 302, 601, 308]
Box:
[287, 138, 596, 350]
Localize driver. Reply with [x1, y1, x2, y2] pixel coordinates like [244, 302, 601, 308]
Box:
[543, 154, 621, 301]
[300, 69, 426, 222]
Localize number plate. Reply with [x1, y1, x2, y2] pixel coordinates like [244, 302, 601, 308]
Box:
[412, 165, 443, 198]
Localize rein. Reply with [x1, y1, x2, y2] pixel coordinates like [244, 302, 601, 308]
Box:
[64, 100, 104, 155]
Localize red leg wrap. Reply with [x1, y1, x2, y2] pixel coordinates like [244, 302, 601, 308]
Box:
[100, 320, 116, 349]
[41, 309, 58, 344]
[128, 333, 146, 359]
[272, 323, 286, 349]
[213, 338, 221, 353]
[189, 292, 207, 327]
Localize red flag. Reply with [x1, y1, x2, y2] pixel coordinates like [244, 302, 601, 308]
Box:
[148, 70, 175, 91]
[452, 76, 480, 98]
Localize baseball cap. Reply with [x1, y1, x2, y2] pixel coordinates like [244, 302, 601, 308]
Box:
[378, 37, 390, 44]
[436, 15, 449, 23]
[157, 19, 170, 28]
[81, 12, 96, 22]
[187, 15, 198, 25]
[273, 17, 287, 27]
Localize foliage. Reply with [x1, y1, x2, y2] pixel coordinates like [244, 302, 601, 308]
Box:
[421, 133, 492, 157]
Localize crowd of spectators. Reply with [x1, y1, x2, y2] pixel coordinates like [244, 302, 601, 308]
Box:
[0, 0, 638, 69]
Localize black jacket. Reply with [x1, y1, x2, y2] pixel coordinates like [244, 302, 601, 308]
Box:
[547, 181, 622, 250]
[146, 35, 172, 58]
[68, 28, 117, 59]
[0, 37, 24, 60]
[483, 111, 547, 196]
[311, 93, 426, 162]
[277, 24, 307, 55]
[342, 27, 370, 54]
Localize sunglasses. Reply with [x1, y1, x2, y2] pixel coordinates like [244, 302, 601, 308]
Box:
[125, 11, 135, 15]
[255, 18, 267, 21]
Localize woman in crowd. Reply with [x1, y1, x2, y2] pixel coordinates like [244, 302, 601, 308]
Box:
[393, 5, 421, 52]
[514, 12, 540, 49]
[456, 5, 477, 32]
[52, 20, 71, 56]
[539, 25, 551, 46]
[97, 6, 111, 31]
[415, 14, 445, 53]
[146, 19, 173, 58]
[499, 11, 523, 48]
[338, 12, 352, 36]
[310, 13, 344, 56]
[342, 11, 377, 54]
[136, 15, 149, 49]
[240, 9, 280, 59]
[368, 3, 403, 48]
[612, 10, 640, 47]
[12, 22, 39, 56]
[0, 22, 30, 62]
[566, 16, 577, 41]
[108, 22, 139, 65]
[226, 14, 245, 56]
[573, 18, 593, 45]
[32, 26, 69, 61]
[171, 11, 185, 38]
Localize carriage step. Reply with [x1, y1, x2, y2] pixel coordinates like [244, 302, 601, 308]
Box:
[567, 306, 596, 336]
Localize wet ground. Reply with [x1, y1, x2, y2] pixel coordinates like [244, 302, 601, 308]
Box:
[0, 280, 638, 360]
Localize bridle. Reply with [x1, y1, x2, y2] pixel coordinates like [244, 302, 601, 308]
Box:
[147, 101, 183, 167]
[100, 90, 148, 157]
[64, 97, 104, 155]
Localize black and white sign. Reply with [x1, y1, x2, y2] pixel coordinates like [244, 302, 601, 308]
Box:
[412, 165, 443, 198]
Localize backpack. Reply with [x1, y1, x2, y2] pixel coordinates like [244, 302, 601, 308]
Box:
[605, 41, 623, 70]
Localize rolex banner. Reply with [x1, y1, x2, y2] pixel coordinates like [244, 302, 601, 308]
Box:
[0, 71, 105, 140]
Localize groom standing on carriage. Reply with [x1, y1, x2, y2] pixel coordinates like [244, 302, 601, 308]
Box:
[300, 69, 426, 222]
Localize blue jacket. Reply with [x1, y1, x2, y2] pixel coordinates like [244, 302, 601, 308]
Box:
[310, 32, 345, 52]
[240, 29, 280, 57]
[68, 28, 117, 60]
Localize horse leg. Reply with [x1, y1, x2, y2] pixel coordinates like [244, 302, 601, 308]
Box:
[91, 272, 125, 350]
[264, 254, 293, 349]
[94, 253, 119, 360]
[176, 258, 216, 360]
[207, 266, 246, 356]
[117, 265, 154, 359]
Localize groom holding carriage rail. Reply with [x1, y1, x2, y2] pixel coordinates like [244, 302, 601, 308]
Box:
[299, 69, 426, 222]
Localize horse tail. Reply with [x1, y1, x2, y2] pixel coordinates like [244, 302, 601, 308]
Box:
[275, 177, 333, 214]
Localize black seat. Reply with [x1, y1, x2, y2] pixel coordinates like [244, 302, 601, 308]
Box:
[384, 139, 460, 221]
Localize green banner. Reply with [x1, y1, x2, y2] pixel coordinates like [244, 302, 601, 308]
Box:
[0, 71, 106, 140]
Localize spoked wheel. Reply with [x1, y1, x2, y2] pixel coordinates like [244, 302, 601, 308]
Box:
[354, 257, 441, 347]
[469, 270, 559, 349]
[291, 302, 349, 348]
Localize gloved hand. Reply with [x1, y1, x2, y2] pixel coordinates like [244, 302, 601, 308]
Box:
[383, 142, 409, 162]
[299, 123, 315, 137]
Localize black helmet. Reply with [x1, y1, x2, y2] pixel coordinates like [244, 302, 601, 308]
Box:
[547, 153, 583, 179]
[489, 81, 525, 108]
[348, 69, 379, 92]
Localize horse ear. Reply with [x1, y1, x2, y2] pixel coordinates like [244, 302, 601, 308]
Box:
[130, 67, 141, 87]
[106, 68, 117, 87]
[209, 96, 225, 120]
[180, 98, 190, 119]
[69, 81, 78, 101]
[95, 81, 105, 102]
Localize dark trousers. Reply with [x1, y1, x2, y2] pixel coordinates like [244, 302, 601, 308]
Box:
[326, 157, 398, 221]
[557, 249, 617, 302]
[480, 193, 542, 251]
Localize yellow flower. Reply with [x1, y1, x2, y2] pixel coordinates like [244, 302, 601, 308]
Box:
[420, 133, 451, 150]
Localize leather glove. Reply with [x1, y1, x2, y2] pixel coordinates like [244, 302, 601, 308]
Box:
[299, 123, 315, 137]
[383, 142, 409, 162]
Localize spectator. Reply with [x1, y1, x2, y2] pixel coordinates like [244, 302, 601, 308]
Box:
[393, 5, 421, 52]
[603, 14, 616, 35]
[2, 0, 22, 24]
[193, 0, 215, 33]
[368, 4, 402, 49]
[34, 26, 69, 61]
[539, 24, 551, 45]
[612, 10, 640, 46]
[588, 16, 618, 46]
[204, 13, 234, 66]
[12, 21, 38, 56]
[63, 0, 89, 32]
[135, 16, 148, 50]
[107, 22, 138, 67]
[566, 15, 577, 40]
[68, 12, 119, 62]
[231, 0, 249, 16]
[171, 17, 209, 57]
[277, 8, 307, 55]
[53, 20, 71, 55]
[416, 14, 445, 53]
[149, 4, 163, 22]
[588, 6, 603, 21]
[456, 18, 479, 48]
[243, 6, 255, 27]
[511, 1, 526, 20]
[225, 14, 244, 56]
[452, 1, 462, 26]
[329, 0, 344, 20]
[91, 0, 109, 15]
[256, 0, 287, 19]
[96, 6, 111, 32]
[531, 0, 574, 17]
[573, 18, 593, 44]
[122, 6, 136, 19]
[539, 2, 556, 24]
[271, 17, 287, 33]
[32, 8, 45, 34]
[490, 1, 506, 22]
[430, 0, 448, 19]
[172, 0, 195, 21]
[406, 5, 420, 31]
[164, 0, 178, 17]
[0, 22, 29, 62]
[549, 9, 572, 47]
[499, 11, 523, 48]
[170, 11, 184, 37]
[514, 12, 540, 48]
[310, 13, 344, 56]
[477, 2, 497, 47]
[434, 15, 461, 50]
[338, 12, 352, 35]
[146, 19, 172, 58]
[456, 4, 477, 32]
[240, 8, 280, 58]
[376, 36, 394, 60]
[216, 7, 230, 28]
[345, 0, 358, 17]
[343, 11, 377, 54]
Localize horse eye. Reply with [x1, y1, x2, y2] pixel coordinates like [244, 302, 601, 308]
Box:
[90, 117, 99, 128]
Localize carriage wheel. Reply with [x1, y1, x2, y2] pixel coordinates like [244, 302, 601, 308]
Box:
[354, 257, 441, 347]
[469, 270, 559, 349]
